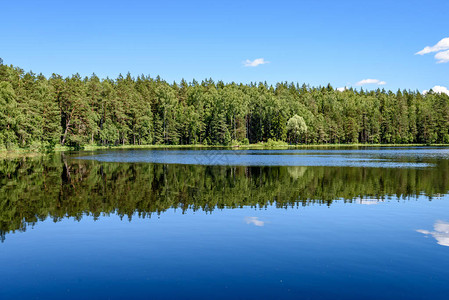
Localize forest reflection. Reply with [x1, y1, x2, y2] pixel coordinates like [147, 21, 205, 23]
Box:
[1, 153, 449, 241]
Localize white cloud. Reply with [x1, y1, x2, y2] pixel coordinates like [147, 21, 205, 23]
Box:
[422, 85, 449, 95]
[356, 79, 386, 86]
[416, 37, 449, 55]
[245, 217, 265, 227]
[243, 58, 269, 67]
[336, 87, 347, 92]
[417, 220, 449, 247]
[416, 38, 449, 64]
[435, 50, 449, 63]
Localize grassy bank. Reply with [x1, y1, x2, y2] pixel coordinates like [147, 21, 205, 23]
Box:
[54, 144, 217, 151]
[0, 149, 43, 159]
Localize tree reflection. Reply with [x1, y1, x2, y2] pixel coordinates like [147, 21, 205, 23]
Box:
[2, 154, 449, 241]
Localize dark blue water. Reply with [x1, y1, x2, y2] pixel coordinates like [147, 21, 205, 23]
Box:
[1, 148, 449, 299]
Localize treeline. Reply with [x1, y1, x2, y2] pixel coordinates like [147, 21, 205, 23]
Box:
[1, 155, 448, 241]
[1, 60, 449, 149]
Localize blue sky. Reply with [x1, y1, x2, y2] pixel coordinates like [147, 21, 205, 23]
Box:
[1, 0, 448, 92]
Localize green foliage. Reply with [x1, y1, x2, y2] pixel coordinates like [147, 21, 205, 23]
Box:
[286, 115, 307, 144]
[265, 138, 288, 147]
[0, 82, 19, 148]
[1, 63, 449, 149]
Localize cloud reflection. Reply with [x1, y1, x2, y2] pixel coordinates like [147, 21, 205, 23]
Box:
[354, 197, 383, 205]
[417, 220, 449, 247]
[245, 217, 265, 227]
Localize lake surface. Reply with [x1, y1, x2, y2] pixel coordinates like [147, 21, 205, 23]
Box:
[1, 147, 449, 299]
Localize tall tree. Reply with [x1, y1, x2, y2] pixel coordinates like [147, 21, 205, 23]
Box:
[287, 115, 307, 144]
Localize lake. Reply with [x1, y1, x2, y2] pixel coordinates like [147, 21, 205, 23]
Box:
[1, 147, 449, 299]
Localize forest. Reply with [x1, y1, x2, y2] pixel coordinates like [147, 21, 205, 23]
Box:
[1, 59, 449, 149]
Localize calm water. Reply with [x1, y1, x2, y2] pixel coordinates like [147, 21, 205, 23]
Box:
[1, 148, 449, 299]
